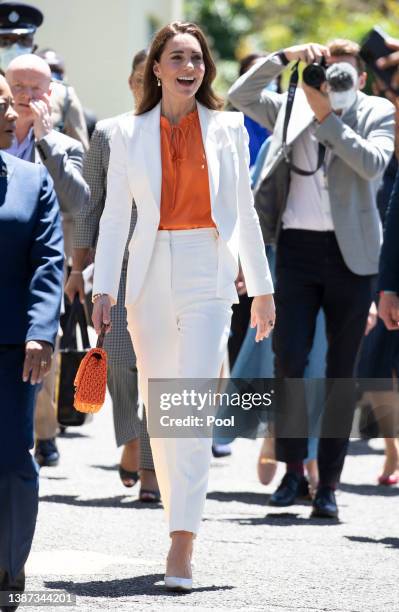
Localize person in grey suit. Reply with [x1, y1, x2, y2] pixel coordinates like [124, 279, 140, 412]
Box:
[229, 38, 395, 518]
[5, 53, 89, 468]
[65, 50, 158, 501]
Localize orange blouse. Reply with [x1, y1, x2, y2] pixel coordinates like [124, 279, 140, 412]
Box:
[158, 109, 216, 230]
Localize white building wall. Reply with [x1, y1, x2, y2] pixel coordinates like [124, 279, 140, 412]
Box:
[22, 0, 183, 119]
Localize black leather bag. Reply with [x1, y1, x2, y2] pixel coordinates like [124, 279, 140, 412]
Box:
[56, 297, 91, 427]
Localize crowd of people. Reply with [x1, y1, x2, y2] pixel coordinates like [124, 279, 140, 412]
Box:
[1, 0, 399, 605]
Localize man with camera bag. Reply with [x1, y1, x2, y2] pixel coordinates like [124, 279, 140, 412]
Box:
[229, 40, 395, 518]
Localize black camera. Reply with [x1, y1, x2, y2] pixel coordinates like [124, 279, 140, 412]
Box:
[302, 56, 327, 89]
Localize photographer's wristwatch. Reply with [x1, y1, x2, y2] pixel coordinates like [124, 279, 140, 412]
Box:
[276, 50, 290, 66]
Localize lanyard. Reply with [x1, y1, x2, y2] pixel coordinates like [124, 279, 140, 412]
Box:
[282, 61, 326, 176]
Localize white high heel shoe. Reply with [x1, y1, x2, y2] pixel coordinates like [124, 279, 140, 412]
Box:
[164, 575, 193, 591]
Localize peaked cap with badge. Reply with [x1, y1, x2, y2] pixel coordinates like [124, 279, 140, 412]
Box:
[0, 2, 43, 34]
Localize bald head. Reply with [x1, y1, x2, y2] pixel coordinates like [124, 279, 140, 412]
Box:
[6, 54, 52, 82]
[5, 54, 52, 125]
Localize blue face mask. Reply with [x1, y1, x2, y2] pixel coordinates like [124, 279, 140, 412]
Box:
[0, 43, 32, 71]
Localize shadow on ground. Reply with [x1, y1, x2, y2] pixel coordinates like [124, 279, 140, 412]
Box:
[206, 490, 313, 508]
[45, 575, 235, 597]
[345, 536, 399, 550]
[59, 431, 90, 439]
[39, 494, 161, 509]
[91, 464, 119, 472]
[206, 491, 269, 506]
[339, 482, 399, 497]
[206, 512, 340, 526]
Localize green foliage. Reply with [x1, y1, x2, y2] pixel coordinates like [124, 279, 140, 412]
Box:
[212, 59, 240, 99]
[185, 0, 255, 59]
[185, 0, 399, 59]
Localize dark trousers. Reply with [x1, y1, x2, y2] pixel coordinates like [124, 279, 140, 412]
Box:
[0, 345, 39, 580]
[272, 230, 376, 485]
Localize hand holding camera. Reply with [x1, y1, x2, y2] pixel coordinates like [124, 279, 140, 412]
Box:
[282, 42, 361, 121]
[283, 43, 334, 122]
[283, 43, 330, 65]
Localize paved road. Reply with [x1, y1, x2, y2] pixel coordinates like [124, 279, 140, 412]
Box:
[28, 392, 399, 612]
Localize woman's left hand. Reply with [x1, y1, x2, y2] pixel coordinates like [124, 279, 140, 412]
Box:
[250, 294, 276, 342]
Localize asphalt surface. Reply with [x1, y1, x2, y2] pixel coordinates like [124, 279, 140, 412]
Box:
[27, 390, 399, 612]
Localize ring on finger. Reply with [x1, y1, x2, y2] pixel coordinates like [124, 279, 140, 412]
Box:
[40, 360, 48, 367]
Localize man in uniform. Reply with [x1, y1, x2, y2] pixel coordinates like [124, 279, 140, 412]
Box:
[0, 2, 89, 149]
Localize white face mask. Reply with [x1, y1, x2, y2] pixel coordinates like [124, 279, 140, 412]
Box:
[328, 87, 357, 112]
[0, 43, 32, 72]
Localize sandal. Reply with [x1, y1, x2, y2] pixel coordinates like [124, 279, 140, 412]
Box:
[139, 488, 161, 503]
[118, 465, 140, 488]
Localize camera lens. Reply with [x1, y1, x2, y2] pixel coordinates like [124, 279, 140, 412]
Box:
[303, 63, 327, 89]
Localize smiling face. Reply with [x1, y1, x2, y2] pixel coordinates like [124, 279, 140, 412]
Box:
[0, 75, 18, 148]
[153, 33, 205, 103]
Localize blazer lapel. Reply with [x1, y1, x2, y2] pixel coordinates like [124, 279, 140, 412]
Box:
[341, 93, 360, 130]
[197, 102, 220, 212]
[139, 102, 162, 211]
[136, 101, 221, 215]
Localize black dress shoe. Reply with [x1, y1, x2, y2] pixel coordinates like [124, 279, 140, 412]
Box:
[0, 566, 25, 611]
[311, 486, 338, 519]
[269, 472, 309, 506]
[34, 438, 60, 467]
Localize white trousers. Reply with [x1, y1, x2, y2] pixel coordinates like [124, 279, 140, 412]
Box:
[126, 228, 233, 534]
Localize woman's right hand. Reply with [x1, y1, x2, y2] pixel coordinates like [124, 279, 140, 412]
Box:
[92, 294, 112, 335]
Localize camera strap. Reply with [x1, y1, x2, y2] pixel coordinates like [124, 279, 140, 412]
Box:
[282, 61, 326, 176]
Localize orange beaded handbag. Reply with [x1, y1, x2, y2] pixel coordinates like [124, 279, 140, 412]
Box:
[74, 325, 108, 413]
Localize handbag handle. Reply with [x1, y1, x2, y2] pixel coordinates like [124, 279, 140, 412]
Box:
[96, 324, 107, 349]
[62, 295, 91, 350]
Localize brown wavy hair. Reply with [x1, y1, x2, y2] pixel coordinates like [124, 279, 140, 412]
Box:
[136, 21, 223, 115]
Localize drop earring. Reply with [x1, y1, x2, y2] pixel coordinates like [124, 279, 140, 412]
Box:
[157, 77, 161, 87]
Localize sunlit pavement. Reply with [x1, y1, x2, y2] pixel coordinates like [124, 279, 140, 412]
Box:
[29, 392, 399, 611]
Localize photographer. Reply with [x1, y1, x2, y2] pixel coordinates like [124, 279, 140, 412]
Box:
[228, 40, 395, 519]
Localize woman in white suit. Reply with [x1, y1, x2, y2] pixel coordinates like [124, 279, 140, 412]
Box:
[92, 21, 275, 591]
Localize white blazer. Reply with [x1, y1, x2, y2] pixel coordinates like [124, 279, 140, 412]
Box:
[93, 101, 273, 306]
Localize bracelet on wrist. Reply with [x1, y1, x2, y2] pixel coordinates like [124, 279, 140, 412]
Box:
[92, 293, 107, 303]
[277, 50, 290, 66]
[70, 270, 83, 275]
